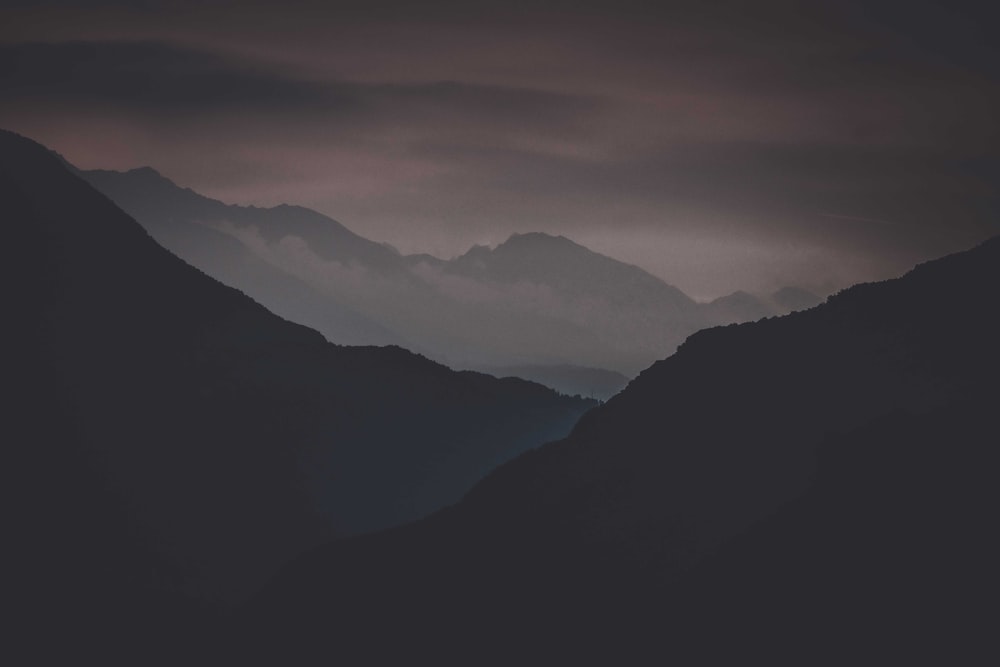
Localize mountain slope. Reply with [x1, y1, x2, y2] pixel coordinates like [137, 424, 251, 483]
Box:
[4, 128, 594, 638]
[472, 363, 629, 400]
[769, 284, 823, 312]
[83, 166, 400, 269]
[658, 400, 998, 664]
[82, 167, 402, 347]
[251, 235, 1000, 662]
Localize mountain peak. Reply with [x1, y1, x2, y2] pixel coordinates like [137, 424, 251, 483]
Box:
[86, 165, 186, 194]
[502, 231, 580, 250]
[711, 290, 755, 303]
[770, 286, 823, 312]
[130, 165, 171, 182]
[128, 165, 164, 178]
[507, 231, 563, 242]
[88, 165, 169, 182]
[81, 162, 399, 268]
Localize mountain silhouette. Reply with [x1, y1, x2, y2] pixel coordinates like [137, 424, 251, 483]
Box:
[4, 130, 595, 659]
[249, 235, 1000, 663]
[82, 166, 403, 347]
[704, 288, 775, 321]
[769, 284, 823, 312]
[84, 166, 401, 268]
[448, 232, 696, 309]
[84, 169, 813, 376]
[472, 363, 629, 400]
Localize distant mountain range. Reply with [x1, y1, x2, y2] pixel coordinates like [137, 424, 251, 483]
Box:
[5, 129, 595, 659]
[251, 233, 1000, 663]
[83, 167, 822, 382]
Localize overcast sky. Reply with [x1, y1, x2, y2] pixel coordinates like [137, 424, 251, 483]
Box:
[2, 0, 997, 298]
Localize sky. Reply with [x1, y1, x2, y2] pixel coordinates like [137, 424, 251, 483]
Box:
[2, 0, 997, 299]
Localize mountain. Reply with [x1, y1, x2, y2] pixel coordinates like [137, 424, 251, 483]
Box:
[769, 284, 823, 312]
[439, 232, 711, 373]
[81, 167, 402, 347]
[704, 289, 776, 322]
[706, 286, 825, 323]
[83, 170, 806, 376]
[249, 236, 1000, 663]
[4, 129, 595, 657]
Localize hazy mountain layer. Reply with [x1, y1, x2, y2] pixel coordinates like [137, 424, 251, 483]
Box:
[5, 129, 594, 635]
[85, 167, 820, 376]
[82, 167, 403, 347]
[251, 235, 1000, 663]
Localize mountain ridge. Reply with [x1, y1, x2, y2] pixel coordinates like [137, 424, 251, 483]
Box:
[248, 232, 1000, 662]
[4, 128, 594, 625]
[81, 166, 405, 347]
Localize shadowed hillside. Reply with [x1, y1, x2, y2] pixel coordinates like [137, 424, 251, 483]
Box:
[471, 363, 630, 400]
[4, 130, 594, 660]
[250, 235, 1000, 664]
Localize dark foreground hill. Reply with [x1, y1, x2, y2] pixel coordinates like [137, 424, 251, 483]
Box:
[249, 235, 1000, 664]
[3, 130, 594, 659]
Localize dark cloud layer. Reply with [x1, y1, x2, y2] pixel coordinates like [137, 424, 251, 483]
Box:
[0, 41, 600, 123]
[1, 0, 997, 297]
[0, 41, 336, 112]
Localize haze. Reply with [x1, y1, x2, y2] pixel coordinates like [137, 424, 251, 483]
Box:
[2, 0, 997, 298]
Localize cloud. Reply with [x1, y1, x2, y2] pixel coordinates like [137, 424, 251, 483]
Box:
[0, 40, 602, 126]
[0, 41, 329, 113]
[211, 222, 397, 297]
